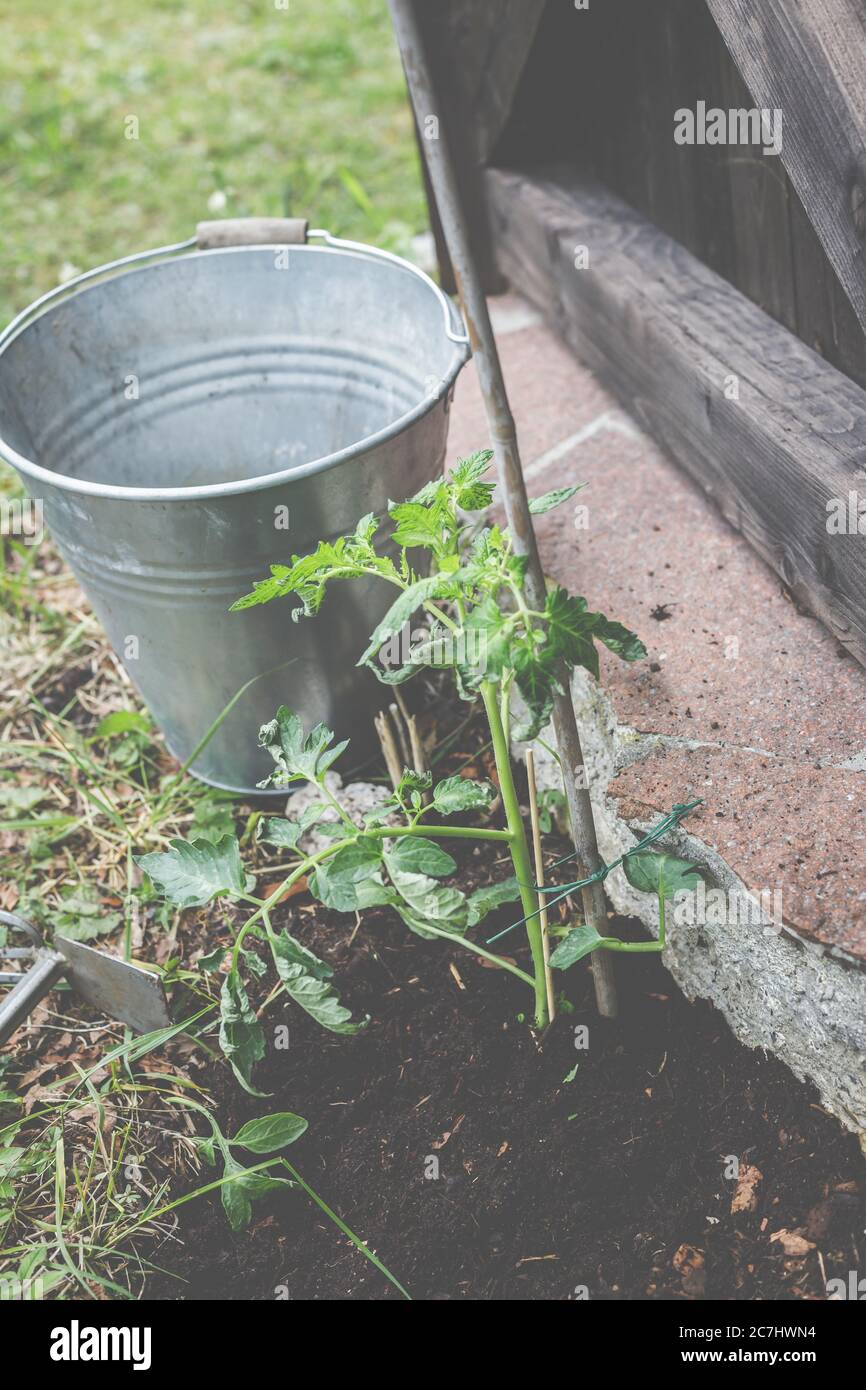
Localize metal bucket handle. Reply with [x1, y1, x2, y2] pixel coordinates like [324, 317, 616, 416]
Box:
[0, 218, 470, 353]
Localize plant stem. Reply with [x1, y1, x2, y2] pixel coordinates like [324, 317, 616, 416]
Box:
[599, 895, 665, 954]
[418, 921, 535, 986]
[231, 836, 356, 968]
[365, 823, 512, 843]
[480, 682, 549, 1027]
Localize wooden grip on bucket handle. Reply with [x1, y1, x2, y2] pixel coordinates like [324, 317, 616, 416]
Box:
[196, 217, 309, 249]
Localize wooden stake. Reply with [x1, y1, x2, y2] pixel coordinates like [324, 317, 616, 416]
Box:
[374, 709, 403, 790]
[525, 747, 556, 1024]
[388, 0, 618, 1017]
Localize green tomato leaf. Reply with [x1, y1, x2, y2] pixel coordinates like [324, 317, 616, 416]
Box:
[219, 970, 267, 1096]
[308, 839, 385, 913]
[258, 706, 349, 788]
[512, 646, 557, 740]
[550, 924, 619, 970]
[220, 1153, 253, 1231]
[383, 836, 457, 878]
[230, 524, 398, 617]
[389, 497, 453, 553]
[231, 1112, 308, 1154]
[272, 928, 332, 980]
[528, 484, 585, 514]
[460, 595, 512, 683]
[272, 931, 366, 1034]
[593, 616, 647, 663]
[388, 866, 467, 936]
[395, 769, 432, 806]
[357, 574, 449, 669]
[431, 776, 494, 816]
[198, 943, 229, 974]
[544, 587, 600, 678]
[258, 816, 302, 850]
[623, 850, 703, 900]
[466, 876, 521, 927]
[137, 834, 246, 909]
[450, 450, 496, 511]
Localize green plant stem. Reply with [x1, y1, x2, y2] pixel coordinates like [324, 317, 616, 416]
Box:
[231, 836, 355, 968]
[233, 816, 514, 970]
[480, 682, 549, 1027]
[420, 922, 535, 986]
[282, 1160, 410, 1300]
[599, 888, 667, 955]
[366, 823, 512, 842]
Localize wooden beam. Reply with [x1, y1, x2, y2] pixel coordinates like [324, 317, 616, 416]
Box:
[486, 165, 866, 668]
[705, 0, 866, 336]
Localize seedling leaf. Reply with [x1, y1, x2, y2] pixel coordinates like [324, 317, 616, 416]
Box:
[219, 970, 267, 1095]
[383, 837, 457, 878]
[431, 776, 494, 815]
[231, 1113, 308, 1153]
[528, 484, 584, 514]
[137, 835, 246, 909]
[466, 876, 521, 927]
[272, 931, 366, 1034]
[550, 923, 619, 969]
[623, 850, 703, 899]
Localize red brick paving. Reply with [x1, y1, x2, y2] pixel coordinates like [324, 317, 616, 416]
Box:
[447, 297, 866, 961]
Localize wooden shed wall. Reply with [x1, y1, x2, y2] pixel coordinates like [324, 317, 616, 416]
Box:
[492, 0, 866, 391]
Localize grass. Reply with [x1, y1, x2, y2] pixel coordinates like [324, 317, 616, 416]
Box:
[0, 0, 426, 323]
[0, 0, 425, 1299]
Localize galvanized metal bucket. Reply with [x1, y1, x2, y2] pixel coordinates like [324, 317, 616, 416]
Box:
[0, 220, 469, 793]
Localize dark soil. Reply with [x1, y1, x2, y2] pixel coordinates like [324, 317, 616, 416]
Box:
[150, 850, 866, 1302]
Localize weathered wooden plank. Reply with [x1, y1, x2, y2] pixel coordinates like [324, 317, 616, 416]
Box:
[405, 0, 546, 291]
[714, 35, 799, 339]
[427, 0, 548, 164]
[787, 188, 866, 394]
[486, 166, 866, 667]
[706, 0, 866, 335]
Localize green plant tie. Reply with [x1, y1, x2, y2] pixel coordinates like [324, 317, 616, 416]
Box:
[486, 799, 703, 944]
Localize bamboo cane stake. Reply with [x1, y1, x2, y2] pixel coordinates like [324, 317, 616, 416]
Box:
[374, 709, 403, 790]
[525, 748, 556, 1024]
[388, 0, 618, 1016]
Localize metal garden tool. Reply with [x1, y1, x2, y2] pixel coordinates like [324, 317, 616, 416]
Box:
[0, 910, 170, 1047]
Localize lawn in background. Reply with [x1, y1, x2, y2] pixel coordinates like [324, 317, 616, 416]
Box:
[0, 0, 426, 323]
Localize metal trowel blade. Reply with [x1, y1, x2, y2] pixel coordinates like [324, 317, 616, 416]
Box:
[55, 937, 171, 1034]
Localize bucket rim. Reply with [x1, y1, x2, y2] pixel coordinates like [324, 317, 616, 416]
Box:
[0, 242, 471, 502]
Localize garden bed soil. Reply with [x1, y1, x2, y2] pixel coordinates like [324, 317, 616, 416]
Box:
[151, 863, 865, 1302]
